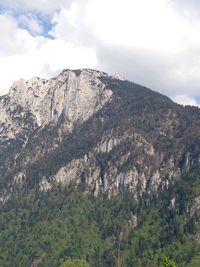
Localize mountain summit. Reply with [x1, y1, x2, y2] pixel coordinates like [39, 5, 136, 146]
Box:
[0, 68, 200, 200]
[1, 68, 200, 266]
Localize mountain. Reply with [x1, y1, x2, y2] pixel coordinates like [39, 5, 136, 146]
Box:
[0, 68, 200, 267]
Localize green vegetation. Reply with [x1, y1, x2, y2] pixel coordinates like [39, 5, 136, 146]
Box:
[60, 258, 90, 267]
[162, 257, 177, 267]
[1, 76, 200, 267]
[0, 172, 200, 267]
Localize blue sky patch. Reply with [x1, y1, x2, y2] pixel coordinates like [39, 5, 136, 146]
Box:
[0, 6, 56, 39]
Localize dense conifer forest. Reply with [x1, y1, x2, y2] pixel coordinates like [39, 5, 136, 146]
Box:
[1, 172, 200, 267]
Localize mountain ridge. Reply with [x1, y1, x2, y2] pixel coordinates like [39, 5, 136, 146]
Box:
[1, 68, 200, 266]
[1, 68, 200, 200]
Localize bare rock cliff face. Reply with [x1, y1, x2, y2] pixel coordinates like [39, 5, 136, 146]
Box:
[7, 69, 112, 129]
[0, 68, 200, 206]
[0, 69, 112, 199]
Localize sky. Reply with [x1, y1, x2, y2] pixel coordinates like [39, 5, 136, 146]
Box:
[0, 0, 200, 106]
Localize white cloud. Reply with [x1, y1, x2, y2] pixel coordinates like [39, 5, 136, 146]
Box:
[49, 2, 94, 47]
[172, 0, 200, 21]
[86, 0, 180, 50]
[85, 0, 200, 105]
[0, 37, 97, 94]
[0, 0, 74, 14]
[173, 94, 200, 107]
[0, 38, 97, 95]
[0, 11, 97, 95]
[0, 0, 200, 106]
[85, 0, 200, 54]
[18, 14, 44, 35]
[49, 4, 81, 42]
[0, 13, 21, 56]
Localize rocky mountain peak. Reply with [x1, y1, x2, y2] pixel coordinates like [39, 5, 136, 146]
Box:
[1, 68, 200, 267]
[7, 69, 113, 128]
[1, 68, 200, 204]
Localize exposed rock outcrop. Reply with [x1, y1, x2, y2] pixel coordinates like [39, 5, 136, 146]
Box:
[0, 68, 200, 209]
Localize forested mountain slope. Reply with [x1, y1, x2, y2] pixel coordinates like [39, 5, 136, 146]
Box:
[0, 69, 200, 266]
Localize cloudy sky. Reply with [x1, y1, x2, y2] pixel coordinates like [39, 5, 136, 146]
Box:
[0, 0, 200, 106]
